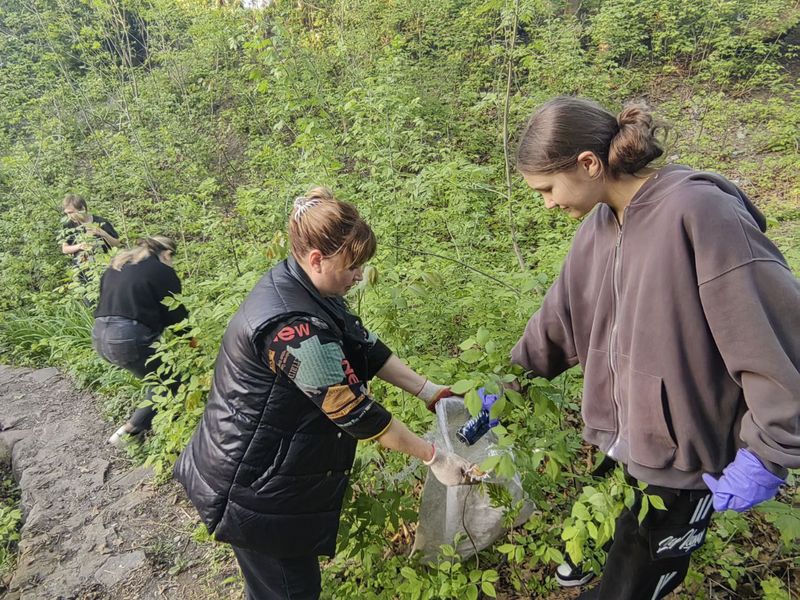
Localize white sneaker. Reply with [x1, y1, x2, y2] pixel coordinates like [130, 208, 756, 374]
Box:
[555, 561, 595, 587]
[108, 426, 129, 447]
[108, 425, 143, 447]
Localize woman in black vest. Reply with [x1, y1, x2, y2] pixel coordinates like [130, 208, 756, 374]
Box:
[92, 236, 188, 446]
[175, 188, 476, 600]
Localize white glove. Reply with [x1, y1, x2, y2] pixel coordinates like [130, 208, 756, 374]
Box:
[423, 443, 479, 486]
[416, 379, 451, 412]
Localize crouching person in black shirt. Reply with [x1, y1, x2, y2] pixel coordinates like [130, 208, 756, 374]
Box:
[92, 236, 188, 446]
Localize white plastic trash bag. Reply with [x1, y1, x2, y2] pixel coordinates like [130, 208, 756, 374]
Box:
[412, 396, 534, 563]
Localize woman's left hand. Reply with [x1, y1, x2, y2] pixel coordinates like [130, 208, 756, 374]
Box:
[416, 380, 454, 412]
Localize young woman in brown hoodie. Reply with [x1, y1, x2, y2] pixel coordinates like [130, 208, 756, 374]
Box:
[511, 96, 800, 599]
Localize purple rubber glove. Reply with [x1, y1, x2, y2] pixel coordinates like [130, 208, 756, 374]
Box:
[701, 449, 785, 513]
[478, 388, 500, 427]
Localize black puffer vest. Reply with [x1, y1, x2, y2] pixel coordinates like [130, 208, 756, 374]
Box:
[174, 257, 374, 557]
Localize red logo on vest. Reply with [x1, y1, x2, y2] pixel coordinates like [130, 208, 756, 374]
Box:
[341, 359, 359, 385]
[274, 322, 311, 342]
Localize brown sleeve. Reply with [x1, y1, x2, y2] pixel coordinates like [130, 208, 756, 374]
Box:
[511, 260, 579, 379]
[699, 260, 800, 472]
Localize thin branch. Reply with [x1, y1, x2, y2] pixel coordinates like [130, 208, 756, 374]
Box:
[383, 242, 520, 296]
[502, 0, 526, 271]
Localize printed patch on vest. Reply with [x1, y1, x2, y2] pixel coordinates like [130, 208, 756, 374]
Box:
[322, 385, 362, 420]
[649, 524, 708, 559]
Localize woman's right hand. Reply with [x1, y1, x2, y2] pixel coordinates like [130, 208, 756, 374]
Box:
[424, 444, 481, 486]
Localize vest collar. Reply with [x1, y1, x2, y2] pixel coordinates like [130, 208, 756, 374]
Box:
[286, 254, 323, 300]
[285, 255, 351, 336]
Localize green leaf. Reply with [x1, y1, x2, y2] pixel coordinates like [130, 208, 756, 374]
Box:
[450, 379, 474, 395]
[638, 495, 650, 524]
[498, 454, 516, 478]
[587, 491, 606, 508]
[758, 500, 800, 545]
[544, 457, 561, 480]
[489, 395, 506, 420]
[624, 487, 636, 509]
[459, 348, 483, 364]
[480, 454, 502, 473]
[566, 537, 584, 564]
[464, 389, 481, 415]
[484, 379, 501, 395]
[458, 337, 476, 351]
[562, 525, 579, 540]
[648, 494, 667, 511]
[546, 547, 564, 564]
[586, 521, 598, 538]
[476, 327, 490, 345]
[572, 502, 591, 521]
[482, 569, 499, 583]
[481, 581, 497, 598]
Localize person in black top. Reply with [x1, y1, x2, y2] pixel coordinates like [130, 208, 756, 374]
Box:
[60, 193, 120, 267]
[92, 236, 188, 446]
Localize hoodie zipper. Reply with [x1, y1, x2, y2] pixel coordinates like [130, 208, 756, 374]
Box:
[607, 208, 627, 459]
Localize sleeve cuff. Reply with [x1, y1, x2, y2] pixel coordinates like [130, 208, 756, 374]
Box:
[367, 340, 393, 380]
[363, 416, 393, 441]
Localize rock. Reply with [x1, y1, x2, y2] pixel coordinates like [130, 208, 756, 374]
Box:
[24, 368, 60, 385]
[82, 458, 110, 488]
[107, 488, 152, 513]
[0, 429, 31, 465]
[0, 365, 226, 598]
[0, 365, 30, 385]
[108, 466, 153, 491]
[0, 415, 21, 431]
[94, 551, 146, 587]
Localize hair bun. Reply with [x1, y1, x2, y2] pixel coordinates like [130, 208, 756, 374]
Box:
[608, 102, 664, 175]
[616, 104, 652, 129]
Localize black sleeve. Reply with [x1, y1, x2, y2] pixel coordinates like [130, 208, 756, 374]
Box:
[95, 216, 119, 252]
[366, 338, 392, 380]
[159, 266, 188, 327]
[264, 317, 393, 440]
[100, 219, 119, 240]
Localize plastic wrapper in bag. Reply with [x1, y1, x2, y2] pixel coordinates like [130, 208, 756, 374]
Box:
[411, 396, 534, 563]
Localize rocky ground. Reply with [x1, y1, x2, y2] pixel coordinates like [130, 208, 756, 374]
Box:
[0, 365, 240, 600]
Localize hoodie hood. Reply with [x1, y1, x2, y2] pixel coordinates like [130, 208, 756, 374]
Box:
[646, 165, 768, 233]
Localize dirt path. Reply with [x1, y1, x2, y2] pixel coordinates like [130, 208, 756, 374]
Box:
[0, 365, 240, 600]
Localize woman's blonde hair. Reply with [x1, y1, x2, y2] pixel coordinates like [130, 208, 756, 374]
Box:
[110, 236, 176, 271]
[62, 193, 87, 211]
[288, 187, 376, 269]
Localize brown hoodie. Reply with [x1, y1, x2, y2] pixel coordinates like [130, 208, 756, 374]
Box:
[511, 165, 800, 489]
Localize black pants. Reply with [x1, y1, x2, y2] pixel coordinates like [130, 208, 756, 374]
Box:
[92, 316, 164, 431]
[579, 484, 714, 600]
[232, 545, 321, 600]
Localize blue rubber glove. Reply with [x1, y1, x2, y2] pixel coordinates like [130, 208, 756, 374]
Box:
[478, 388, 500, 427]
[701, 449, 785, 513]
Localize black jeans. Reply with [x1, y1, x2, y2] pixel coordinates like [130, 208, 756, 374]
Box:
[92, 316, 163, 431]
[232, 545, 321, 600]
[579, 484, 714, 600]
